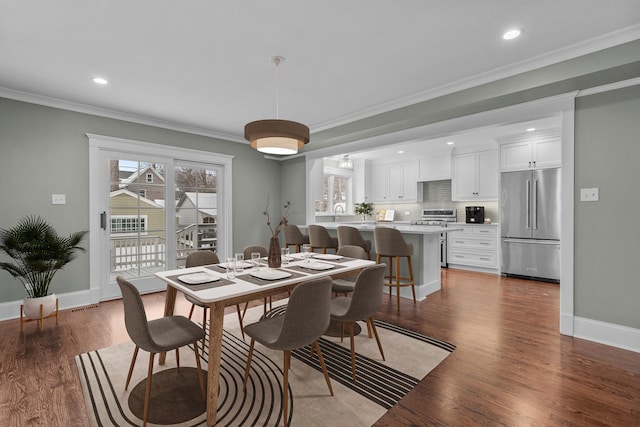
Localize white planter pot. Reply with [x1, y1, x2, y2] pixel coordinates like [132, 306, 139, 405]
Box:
[23, 294, 57, 319]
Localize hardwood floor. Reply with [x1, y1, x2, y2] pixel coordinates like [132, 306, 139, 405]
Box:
[1, 269, 638, 426]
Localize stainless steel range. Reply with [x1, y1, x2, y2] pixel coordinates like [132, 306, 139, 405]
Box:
[411, 208, 457, 267]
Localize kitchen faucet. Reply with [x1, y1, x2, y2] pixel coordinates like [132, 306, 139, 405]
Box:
[334, 203, 345, 221]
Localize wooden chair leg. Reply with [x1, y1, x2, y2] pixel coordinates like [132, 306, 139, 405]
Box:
[236, 304, 245, 340]
[175, 348, 180, 372]
[313, 340, 333, 396]
[349, 322, 357, 381]
[125, 346, 139, 390]
[407, 256, 416, 303]
[395, 256, 401, 313]
[243, 339, 255, 391]
[368, 317, 385, 361]
[200, 307, 208, 354]
[283, 350, 291, 426]
[143, 352, 155, 427]
[188, 303, 195, 320]
[193, 342, 206, 399]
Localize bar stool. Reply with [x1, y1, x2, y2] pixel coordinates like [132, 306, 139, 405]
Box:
[283, 224, 309, 253]
[373, 226, 416, 313]
[337, 225, 372, 259]
[308, 224, 339, 254]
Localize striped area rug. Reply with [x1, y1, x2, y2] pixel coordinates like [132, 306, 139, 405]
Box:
[76, 302, 454, 426]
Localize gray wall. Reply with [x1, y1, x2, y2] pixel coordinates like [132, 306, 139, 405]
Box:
[574, 85, 640, 328]
[0, 97, 281, 303]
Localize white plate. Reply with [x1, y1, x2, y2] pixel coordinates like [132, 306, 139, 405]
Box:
[313, 254, 343, 260]
[250, 269, 292, 281]
[301, 262, 334, 271]
[178, 272, 220, 284]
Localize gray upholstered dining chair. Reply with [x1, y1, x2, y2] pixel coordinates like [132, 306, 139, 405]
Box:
[116, 276, 206, 427]
[329, 264, 387, 381]
[183, 250, 246, 342]
[337, 225, 372, 259]
[331, 245, 367, 296]
[308, 224, 339, 254]
[373, 226, 416, 313]
[283, 224, 309, 253]
[242, 276, 334, 426]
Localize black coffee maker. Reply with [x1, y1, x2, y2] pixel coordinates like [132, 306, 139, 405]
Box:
[465, 206, 485, 223]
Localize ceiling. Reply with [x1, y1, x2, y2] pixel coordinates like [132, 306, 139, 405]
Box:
[1, 1, 639, 147]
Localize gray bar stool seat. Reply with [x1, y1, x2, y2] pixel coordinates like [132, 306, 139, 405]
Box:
[308, 224, 339, 254]
[283, 224, 309, 253]
[373, 226, 416, 313]
[337, 225, 372, 259]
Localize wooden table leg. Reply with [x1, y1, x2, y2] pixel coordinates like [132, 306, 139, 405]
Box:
[159, 284, 178, 365]
[207, 302, 225, 426]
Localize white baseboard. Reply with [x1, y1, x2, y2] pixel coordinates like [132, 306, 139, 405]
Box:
[0, 289, 100, 322]
[573, 316, 640, 353]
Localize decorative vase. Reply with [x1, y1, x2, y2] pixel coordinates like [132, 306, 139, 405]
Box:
[23, 293, 57, 319]
[268, 237, 282, 268]
[361, 214, 367, 224]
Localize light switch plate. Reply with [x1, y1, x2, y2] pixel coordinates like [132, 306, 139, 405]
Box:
[52, 194, 66, 205]
[580, 188, 599, 202]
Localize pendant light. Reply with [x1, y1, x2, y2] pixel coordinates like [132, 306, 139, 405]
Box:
[339, 155, 353, 170]
[244, 56, 310, 155]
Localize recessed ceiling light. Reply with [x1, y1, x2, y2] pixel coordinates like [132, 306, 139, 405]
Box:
[397, 150, 404, 154]
[93, 77, 108, 85]
[446, 141, 454, 145]
[502, 29, 521, 40]
[526, 127, 536, 132]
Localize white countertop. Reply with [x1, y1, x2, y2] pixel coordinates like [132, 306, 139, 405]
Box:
[310, 222, 463, 234]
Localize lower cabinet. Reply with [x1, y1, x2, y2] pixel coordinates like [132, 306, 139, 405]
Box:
[447, 225, 498, 270]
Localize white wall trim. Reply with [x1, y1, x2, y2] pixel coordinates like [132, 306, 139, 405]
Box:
[573, 316, 640, 354]
[0, 290, 97, 322]
[577, 76, 640, 97]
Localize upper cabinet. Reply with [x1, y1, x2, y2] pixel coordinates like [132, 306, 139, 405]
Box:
[417, 151, 452, 181]
[498, 129, 561, 171]
[452, 149, 498, 201]
[369, 160, 418, 203]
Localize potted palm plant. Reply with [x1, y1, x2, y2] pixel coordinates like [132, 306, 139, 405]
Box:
[0, 215, 87, 320]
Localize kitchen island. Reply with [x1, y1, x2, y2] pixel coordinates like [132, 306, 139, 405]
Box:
[305, 222, 462, 300]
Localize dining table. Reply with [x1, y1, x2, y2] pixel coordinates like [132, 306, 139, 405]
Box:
[155, 252, 376, 426]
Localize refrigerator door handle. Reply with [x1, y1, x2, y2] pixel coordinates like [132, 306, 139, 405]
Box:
[503, 238, 560, 245]
[525, 179, 531, 229]
[533, 179, 538, 230]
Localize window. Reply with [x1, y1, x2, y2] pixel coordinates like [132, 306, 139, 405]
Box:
[316, 167, 352, 214]
[111, 215, 147, 234]
[138, 189, 146, 198]
[146, 172, 153, 183]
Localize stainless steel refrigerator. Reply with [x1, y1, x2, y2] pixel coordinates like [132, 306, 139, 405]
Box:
[500, 168, 560, 282]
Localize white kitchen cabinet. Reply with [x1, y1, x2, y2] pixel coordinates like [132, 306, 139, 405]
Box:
[369, 160, 418, 203]
[452, 149, 498, 201]
[417, 151, 452, 181]
[447, 225, 498, 271]
[499, 130, 561, 171]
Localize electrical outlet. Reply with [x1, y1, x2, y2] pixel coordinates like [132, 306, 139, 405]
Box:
[52, 194, 66, 205]
[580, 188, 599, 202]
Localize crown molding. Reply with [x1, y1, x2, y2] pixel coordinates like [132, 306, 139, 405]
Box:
[0, 87, 247, 144]
[310, 24, 640, 132]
